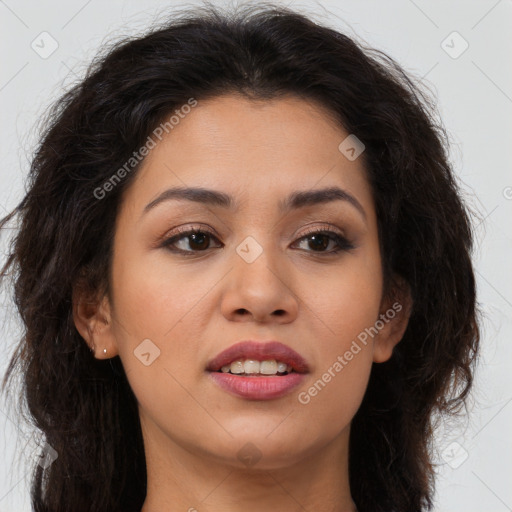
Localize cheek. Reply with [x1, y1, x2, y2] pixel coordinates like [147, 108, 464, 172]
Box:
[110, 261, 221, 448]
[296, 293, 376, 440]
[111, 243, 217, 341]
[294, 252, 381, 426]
[296, 349, 373, 449]
[300, 250, 383, 342]
[110, 247, 229, 411]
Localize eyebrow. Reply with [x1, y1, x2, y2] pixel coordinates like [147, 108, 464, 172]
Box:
[142, 185, 366, 221]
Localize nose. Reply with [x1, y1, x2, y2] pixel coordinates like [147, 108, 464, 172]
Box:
[220, 246, 299, 324]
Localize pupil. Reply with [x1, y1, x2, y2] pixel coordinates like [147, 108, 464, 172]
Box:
[190, 233, 209, 250]
[309, 234, 328, 251]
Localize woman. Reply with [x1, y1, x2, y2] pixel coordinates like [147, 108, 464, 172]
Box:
[0, 3, 479, 511]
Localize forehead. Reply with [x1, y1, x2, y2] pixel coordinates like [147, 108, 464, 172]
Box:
[123, 94, 374, 219]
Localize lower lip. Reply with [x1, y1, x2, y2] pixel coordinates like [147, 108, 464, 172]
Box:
[208, 372, 306, 400]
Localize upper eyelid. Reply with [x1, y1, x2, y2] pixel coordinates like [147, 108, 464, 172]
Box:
[297, 223, 345, 237]
[164, 223, 345, 241]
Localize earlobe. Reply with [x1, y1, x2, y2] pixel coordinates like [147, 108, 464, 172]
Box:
[72, 282, 118, 359]
[373, 278, 413, 363]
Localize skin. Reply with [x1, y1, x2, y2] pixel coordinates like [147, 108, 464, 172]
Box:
[74, 94, 411, 512]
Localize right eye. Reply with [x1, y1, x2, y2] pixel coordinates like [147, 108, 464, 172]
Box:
[161, 227, 223, 255]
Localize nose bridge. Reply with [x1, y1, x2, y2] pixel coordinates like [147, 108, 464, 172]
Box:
[234, 232, 284, 292]
[220, 232, 298, 322]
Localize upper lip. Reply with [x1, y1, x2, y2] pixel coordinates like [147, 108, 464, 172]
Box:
[206, 341, 309, 374]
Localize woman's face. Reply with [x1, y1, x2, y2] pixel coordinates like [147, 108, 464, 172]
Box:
[86, 94, 407, 469]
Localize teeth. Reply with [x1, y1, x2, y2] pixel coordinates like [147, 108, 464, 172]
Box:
[230, 361, 244, 374]
[220, 359, 293, 375]
[244, 360, 260, 374]
[260, 360, 277, 375]
[277, 362, 287, 373]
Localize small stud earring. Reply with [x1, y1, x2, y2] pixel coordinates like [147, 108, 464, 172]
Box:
[103, 348, 107, 355]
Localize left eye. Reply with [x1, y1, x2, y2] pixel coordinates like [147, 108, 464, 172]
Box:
[293, 230, 354, 254]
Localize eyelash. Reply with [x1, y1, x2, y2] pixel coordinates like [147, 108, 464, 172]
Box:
[160, 224, 355, 256]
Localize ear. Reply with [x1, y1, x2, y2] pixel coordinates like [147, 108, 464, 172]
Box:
[72, 278, 119, 359]
[372, 276, 413, 363]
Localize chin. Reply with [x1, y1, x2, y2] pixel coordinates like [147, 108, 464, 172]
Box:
[204, 429, 316, 470]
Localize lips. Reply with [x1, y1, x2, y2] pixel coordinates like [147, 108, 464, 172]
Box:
[206, 341, 309, 374]
[206, 341, 309, 400]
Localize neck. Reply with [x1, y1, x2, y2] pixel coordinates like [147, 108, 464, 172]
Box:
[140, 417, 357, 512]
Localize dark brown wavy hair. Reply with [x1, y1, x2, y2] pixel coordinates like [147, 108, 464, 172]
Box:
[0, 3, 480, 511]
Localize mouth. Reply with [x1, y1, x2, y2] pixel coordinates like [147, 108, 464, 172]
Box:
[206, 341, 309, 400]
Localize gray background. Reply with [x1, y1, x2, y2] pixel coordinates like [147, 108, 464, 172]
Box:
[1, 1, 511, 510]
